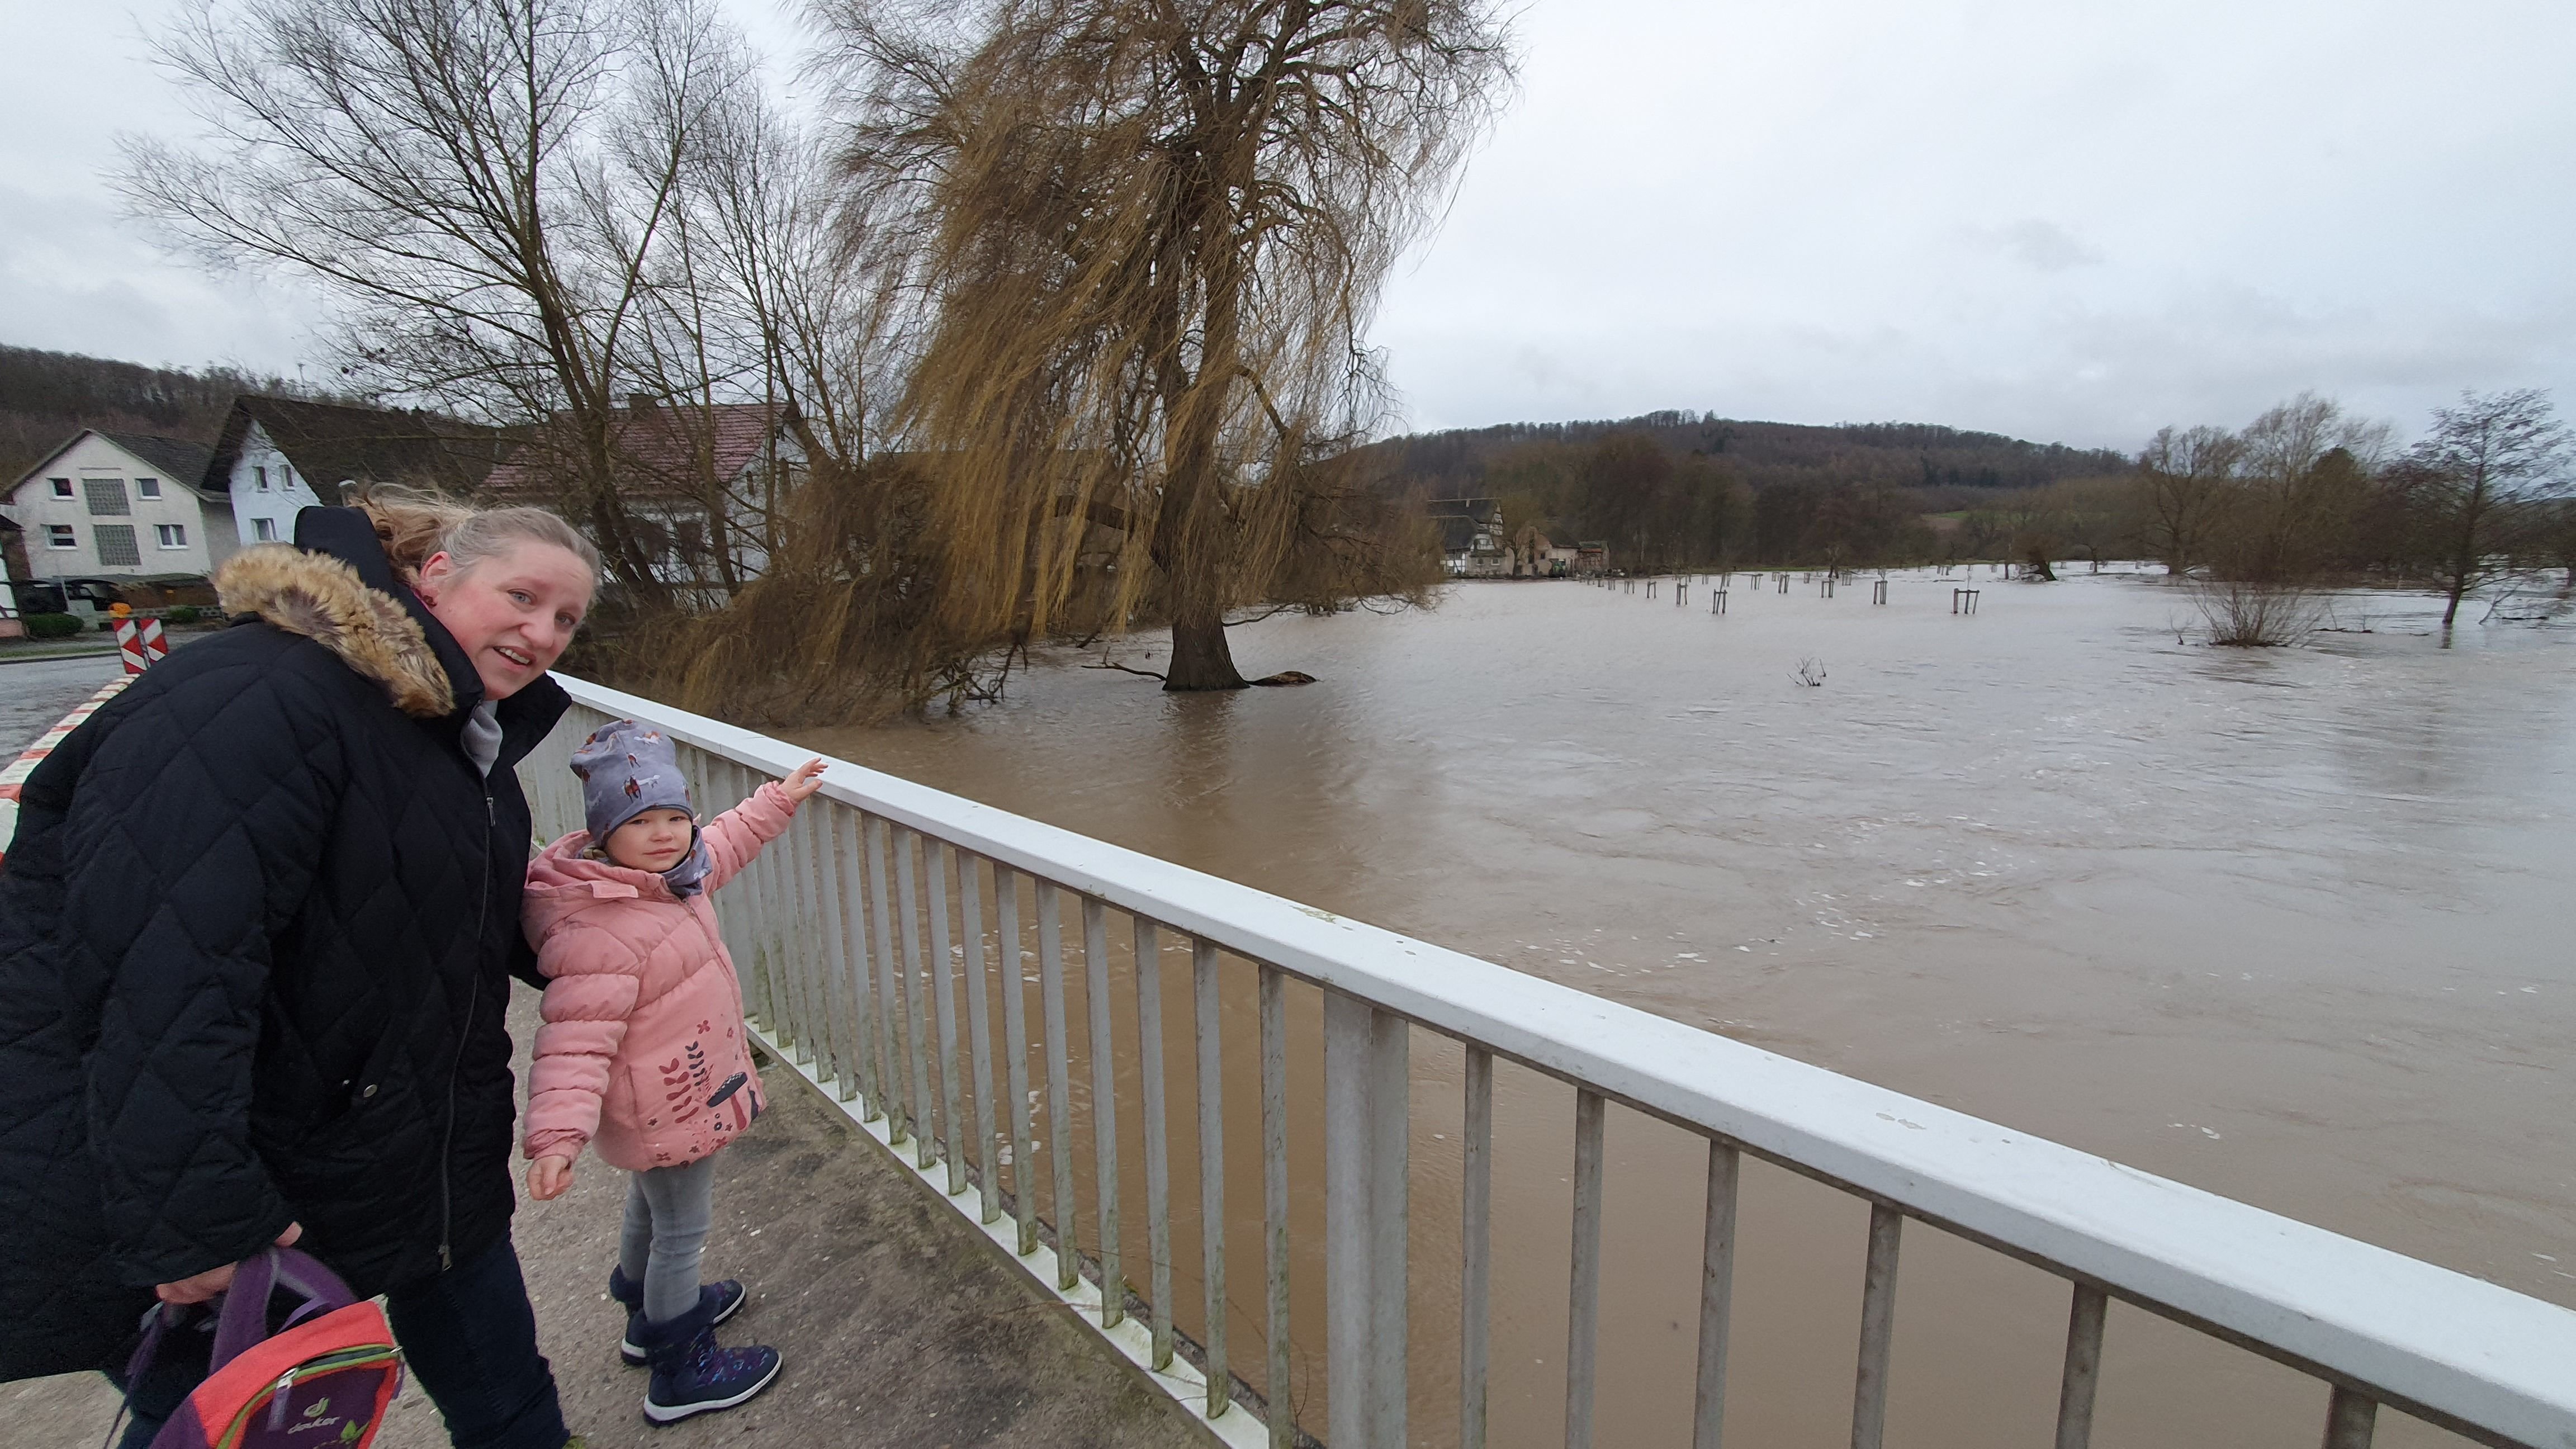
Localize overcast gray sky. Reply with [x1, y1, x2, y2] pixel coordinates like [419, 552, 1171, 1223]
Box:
[4, 0, 2570, 449]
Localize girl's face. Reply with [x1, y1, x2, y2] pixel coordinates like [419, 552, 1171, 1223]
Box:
[603, 807, 695, 874]
[415, 541, 595, 701]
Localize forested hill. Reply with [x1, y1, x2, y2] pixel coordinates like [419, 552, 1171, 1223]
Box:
[0, 344, 314, 484]
[1362, 410, 2130, 501]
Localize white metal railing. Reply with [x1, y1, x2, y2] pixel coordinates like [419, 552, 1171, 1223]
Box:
[521, 675, 2576, 1449]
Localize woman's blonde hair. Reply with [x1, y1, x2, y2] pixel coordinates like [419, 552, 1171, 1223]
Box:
[356, 485, 602, 587]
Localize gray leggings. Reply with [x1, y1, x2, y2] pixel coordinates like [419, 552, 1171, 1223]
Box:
[618, 1154, 719, 1325]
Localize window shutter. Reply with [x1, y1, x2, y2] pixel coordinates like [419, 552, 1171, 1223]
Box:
[94, 524, 141, 566]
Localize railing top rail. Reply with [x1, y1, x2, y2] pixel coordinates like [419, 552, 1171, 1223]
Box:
[553, 675, 2576, 1448]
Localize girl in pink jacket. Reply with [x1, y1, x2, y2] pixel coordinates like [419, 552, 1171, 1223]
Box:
[520, 718, 825, 1424]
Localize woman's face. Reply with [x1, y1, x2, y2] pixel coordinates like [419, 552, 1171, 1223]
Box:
[415, 541, 595, 700]
[603, 807, 695, 874]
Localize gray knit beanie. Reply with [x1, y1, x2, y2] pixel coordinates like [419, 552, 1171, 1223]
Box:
[569, 719, 695, 843]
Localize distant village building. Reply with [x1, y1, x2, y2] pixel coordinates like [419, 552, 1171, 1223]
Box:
[209, 396, 517, 548]
[1, 430, 233, 594]
[0, 517, 24, 632]
[1495, 523, 1607, 579]
[1426, 496, 1508, 577]
[481, 398, 800, 596]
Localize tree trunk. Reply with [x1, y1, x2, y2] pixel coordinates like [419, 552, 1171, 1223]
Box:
[1164, 609, 1247, 690]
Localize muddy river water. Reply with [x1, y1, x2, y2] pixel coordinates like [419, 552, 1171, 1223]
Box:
[798, 569, 2573, 1448]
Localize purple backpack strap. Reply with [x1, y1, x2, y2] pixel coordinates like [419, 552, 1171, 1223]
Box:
[207, 1247, 359, 1372]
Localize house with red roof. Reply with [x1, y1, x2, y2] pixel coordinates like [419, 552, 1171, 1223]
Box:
[480, 396, 801, 596]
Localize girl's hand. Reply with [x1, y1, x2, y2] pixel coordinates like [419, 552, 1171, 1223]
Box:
[156, 1222, 303, 1305]
[780, 758, 827, 804]
[528, 1155, 575, 1201]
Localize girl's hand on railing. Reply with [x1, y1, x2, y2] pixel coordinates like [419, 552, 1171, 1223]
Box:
[780, 758, 827, 804]
[528, 1155, 575, 1201]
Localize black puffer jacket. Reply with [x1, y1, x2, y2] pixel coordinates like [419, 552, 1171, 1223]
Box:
[0, 508, 568, 1380]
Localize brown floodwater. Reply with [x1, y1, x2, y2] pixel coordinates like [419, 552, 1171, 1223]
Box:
[793, 569, 2575, 1449]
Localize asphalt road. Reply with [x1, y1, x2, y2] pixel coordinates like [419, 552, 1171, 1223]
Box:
[2, 653, 125, 756]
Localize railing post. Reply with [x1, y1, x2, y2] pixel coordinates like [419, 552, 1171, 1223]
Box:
[2055, 1282, 2107, 1449]
[1851, 1204, 1903, 1449]
[2322, 1387, 2378, 1449]
[1324, 990, 1408, 1449]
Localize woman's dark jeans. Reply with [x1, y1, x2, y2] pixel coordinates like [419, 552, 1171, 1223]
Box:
[109, 1236, 569, 1449]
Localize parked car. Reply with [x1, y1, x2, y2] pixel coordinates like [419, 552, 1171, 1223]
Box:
[11, 579, 129, 615]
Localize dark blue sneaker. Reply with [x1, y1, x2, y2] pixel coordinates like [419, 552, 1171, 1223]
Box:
[608, 1266, 746, 1366]
[638, 1300, 782, 1426]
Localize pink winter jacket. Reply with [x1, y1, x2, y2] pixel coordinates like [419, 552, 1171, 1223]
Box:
[520, 782, 795, 1172]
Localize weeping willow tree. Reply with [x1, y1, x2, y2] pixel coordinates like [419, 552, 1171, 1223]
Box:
[817, 0, 1511, 690]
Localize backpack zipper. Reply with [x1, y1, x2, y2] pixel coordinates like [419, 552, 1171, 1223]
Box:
[237, 1346, 404, 1438]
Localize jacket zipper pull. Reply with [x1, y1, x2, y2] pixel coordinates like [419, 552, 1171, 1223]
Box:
[269, 1367, 299, 1429]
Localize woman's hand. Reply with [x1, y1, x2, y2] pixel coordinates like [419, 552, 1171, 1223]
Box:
[528, 1155, 576, 1201]
[779, 758, 827, 804]
[155, 1221, 304, 1305]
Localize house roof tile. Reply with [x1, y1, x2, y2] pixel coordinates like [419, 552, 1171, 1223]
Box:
[480, 401, 788, 502]
[209, 396, 518, 503]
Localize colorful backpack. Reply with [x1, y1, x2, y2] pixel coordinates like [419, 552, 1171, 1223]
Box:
[119, 1248, 404, 1449]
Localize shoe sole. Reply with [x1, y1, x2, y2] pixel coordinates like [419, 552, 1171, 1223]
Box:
[642, 1355, 782, 1425]
[621, 1289, 745, 1366]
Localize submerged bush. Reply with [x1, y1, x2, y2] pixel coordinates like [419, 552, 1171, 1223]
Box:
[2191, 577, 2323, 646]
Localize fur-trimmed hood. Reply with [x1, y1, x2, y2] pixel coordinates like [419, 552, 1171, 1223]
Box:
[215, 543, 455, 718]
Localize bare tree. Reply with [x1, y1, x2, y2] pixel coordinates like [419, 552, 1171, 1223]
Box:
[2137, 424, 2241, 575]
[818, 0, 1513, 690]
[119, 0, 798, 602]
[2225, 392, 2389, 583]
[2390, 389, 2570, 636]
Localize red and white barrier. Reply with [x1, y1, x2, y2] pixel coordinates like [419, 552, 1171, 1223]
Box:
[0, 677, 133, 869]
[113, 617, 168, 675]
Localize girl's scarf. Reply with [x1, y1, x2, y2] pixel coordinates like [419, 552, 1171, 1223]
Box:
[661, 827, 714, 897]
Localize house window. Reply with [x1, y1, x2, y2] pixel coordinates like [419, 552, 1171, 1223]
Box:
[255, 466, 270, 491]
[46, 524, 76, 549]
[50, 477, 72, 499]
[83, 479, 130, 516]
[156, 523, 188, 549]
[138, 477, 162, 499]
[254, 517, 279, 542]
[94, 524, 141, 567]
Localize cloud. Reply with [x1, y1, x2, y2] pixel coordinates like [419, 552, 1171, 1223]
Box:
[0, 179, 322, 374]
[1983, 220, 2104, 274]
[6, 0, 2574, 455]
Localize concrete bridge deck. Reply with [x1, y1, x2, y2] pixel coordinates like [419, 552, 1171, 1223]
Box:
[8, 986, 1211, 1449]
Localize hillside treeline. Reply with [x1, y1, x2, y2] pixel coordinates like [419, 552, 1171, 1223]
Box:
[2010, 392, 2573, 627]
[0, 344, 323, 482]
[1369, 409, 2132, 571]
[1381, 396, 2574, 609]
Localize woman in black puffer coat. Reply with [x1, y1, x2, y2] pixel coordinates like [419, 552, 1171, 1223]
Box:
[0, 499, 598, 1449]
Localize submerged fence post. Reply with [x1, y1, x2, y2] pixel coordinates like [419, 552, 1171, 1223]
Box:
[1325, 991, 1409, 1449]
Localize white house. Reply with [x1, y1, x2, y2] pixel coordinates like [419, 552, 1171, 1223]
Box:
[1427, 496, 1509, 577]
[210, 395, 518, 547]
[2, 430, 233, 588]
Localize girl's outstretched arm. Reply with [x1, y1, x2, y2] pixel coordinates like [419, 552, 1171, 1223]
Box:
[702, 759, 825, 892]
